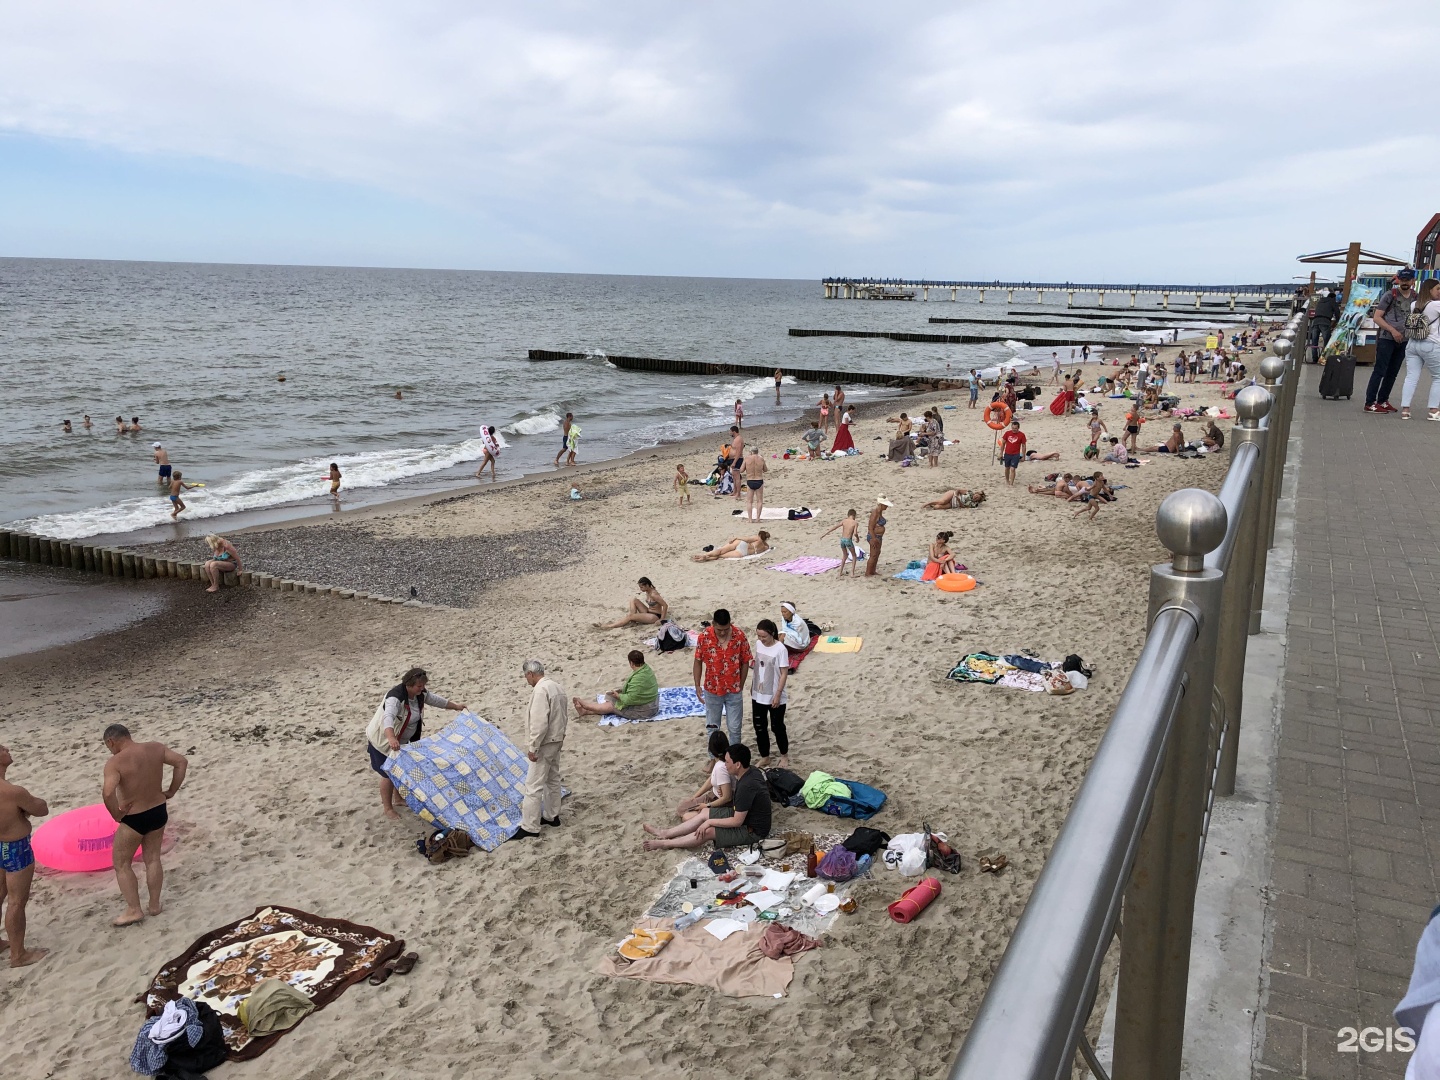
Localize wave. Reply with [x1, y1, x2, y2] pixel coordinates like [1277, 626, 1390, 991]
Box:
[14, 436, 492, 539]
[502, 410, 562, 436]
[703, 376, 788, 411]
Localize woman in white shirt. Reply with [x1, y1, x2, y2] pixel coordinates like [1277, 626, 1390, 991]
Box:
[750, 619, 791, 766]
[674, 730, 734, 817]
[1400, 279, 1440, 421]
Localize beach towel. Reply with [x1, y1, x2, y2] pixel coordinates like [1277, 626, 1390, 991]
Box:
[769, 556, 842, 576]
[996, 670, 1050, 692]
[818, 779, 887, 820]
[385, 712, 530, 849]
[787, 634, 819, 671]
[814, 635, 862, 654]
[597, 686, 704, 727]
[597, 916, 794, 998]
[893, 560, 927, 581]
[946, 653, 1012, 684]
[731, 507, 820, 521]
[139, 905, 403, 1061]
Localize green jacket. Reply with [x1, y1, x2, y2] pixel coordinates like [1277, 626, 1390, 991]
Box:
[616, 664, 659, 709]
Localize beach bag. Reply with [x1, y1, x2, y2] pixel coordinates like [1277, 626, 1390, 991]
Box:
[1062, 654, 1094, 678]
[924, 823, 963, 874]
[842, 826, 892, 857]
[787, 507, 813, 520]
[1407, 308, 1436, 342]
[766, 768, 805, 803]
[816, 846, 858, 881]
[656, 621, 688, 653]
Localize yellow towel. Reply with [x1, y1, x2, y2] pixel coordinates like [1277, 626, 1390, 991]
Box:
[814, 636, 863, 654]
[618, 928, 674, 961]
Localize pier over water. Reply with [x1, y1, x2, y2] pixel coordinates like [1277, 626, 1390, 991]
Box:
[823, 277, 1294, 310]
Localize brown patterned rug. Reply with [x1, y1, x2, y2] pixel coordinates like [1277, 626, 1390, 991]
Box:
[139, 905, 404, 1060]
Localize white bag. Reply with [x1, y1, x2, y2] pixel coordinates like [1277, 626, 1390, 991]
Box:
[898, 848, 928, 877]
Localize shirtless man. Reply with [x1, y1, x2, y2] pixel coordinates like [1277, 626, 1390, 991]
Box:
[0, 744, 49, 967]
[741, 446, 767, 522]
[152, 442, 171, 487]
[727, 425, 746, 501]
[101, 725, 187, 927]
[554, 413, 574, 467]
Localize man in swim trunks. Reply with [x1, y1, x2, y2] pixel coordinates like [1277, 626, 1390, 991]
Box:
[728, 426, 745, 501]
[0, 744, 50, 967]
[554, 412, 574, 467]
[153, 442, 171, 487]
[101, 724, 187, 927]
[742, 446, 767, 522]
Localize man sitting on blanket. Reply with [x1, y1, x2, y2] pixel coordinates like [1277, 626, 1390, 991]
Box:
[641, 744, 771, 851]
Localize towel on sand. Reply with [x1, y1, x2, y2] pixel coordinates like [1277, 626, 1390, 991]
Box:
[814, 636, 862, 654]
[770, 556, 841, 576]
[598, 916, 795, 997]
[598, 686, 704, 727]
[731, 507, 819, 520]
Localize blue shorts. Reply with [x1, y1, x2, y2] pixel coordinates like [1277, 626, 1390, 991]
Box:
[1002, 454, 1022, 468]
[158, 464, 172, 479]
[0, 836, 34, 873]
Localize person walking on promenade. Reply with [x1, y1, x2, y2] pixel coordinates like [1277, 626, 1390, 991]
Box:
[0, 744, 49, 967]
[1366, 268, 1418, 413]
[101, 725, 187, 927]
[694, 609, 751, 744]
[510, 660, 568, 841]
[1399, 278, 1440, 421]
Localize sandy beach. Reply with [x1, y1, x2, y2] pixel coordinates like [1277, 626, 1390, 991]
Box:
[0, 349, 1251, 1079]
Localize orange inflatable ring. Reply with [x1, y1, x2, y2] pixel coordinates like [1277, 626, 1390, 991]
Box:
[936, 573, 976, 592]
[984, 403, 1012, 430]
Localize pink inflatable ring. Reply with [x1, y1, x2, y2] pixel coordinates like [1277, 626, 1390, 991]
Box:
[31, 803, 164, 873]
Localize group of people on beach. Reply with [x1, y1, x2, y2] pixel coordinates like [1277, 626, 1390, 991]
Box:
[0, 727, 187, 968]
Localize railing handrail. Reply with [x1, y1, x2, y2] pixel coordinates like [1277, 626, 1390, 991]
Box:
[1205, 439, 1261, 573]
[947, 609, 1195, 1080]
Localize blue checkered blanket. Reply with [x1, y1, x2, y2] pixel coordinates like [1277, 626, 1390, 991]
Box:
[597, 686, 705, 728]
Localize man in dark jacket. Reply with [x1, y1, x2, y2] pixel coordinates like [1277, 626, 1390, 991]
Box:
[1366, 269, 1417, 413]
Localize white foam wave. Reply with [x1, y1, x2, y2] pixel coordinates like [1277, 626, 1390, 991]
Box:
[502, 410, 562, 436]
[703, 376, 783, 411]
[15, 437, 491, 540]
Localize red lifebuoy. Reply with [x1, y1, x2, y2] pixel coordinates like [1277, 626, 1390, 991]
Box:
[984, 403, 1013, 430]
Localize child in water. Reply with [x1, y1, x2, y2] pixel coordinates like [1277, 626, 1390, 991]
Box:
[674, 462, 691, 506]
[820, 509, 861, 578]
[168, 471, 197, 519]
[328, 463, 342, 499]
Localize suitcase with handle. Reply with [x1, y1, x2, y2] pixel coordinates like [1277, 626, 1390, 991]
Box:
[1318, 354, 1356, 400]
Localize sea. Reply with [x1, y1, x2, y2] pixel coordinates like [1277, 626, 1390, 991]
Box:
[0, 258, 1231, 540]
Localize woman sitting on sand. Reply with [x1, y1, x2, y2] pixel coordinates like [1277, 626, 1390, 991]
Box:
[201, 534, 242, 593]
[1202, 421, 1225, 451]
[675, 731, 735, 817]
[596, 577, 668, 628]
[928, 532, 957, 576]
[920, 488, 986, 510]
[778, 601, 810, 651]
[572, 650, 659, 721]
[691, 532, 770, 561]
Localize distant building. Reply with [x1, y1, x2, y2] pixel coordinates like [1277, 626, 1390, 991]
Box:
[1416, 213, 1440, 271]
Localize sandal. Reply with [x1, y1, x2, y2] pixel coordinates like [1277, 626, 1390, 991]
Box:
[368, 964, 394, 986]
[979, 852, 1008, 874]
[1429, 411, 1440, 422]
[390, 951, 419, 976]
[1402, 408, 1412, 420]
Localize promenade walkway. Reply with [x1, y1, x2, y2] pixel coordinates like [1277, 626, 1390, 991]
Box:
[1258, 365, 1440, 1078]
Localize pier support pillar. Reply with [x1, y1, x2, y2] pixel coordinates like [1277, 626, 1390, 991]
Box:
[1006, 289, 1013, 303]
[1265, 295, 1272, 312]
[922, 286, 929, 301]
[950, 288, 956, 301]
[1195, 293, 1202, 308]
[1162, 291, 1170, 309]
[978, 290, 985, 303]
[1129, 290, 1137, 308]
[1229, 293, 1237, 311]
[1067, 290, 1075, 308]
[1037, 290, 1044, 303]
[1098, 291, 1105, 307]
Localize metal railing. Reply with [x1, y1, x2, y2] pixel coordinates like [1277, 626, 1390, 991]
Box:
[948, 311, 1307, 1080]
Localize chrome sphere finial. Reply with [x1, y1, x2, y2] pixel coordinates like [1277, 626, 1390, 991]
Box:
[1271, 336, 1293, 357]
[1235, 384, 1271, 426]
[1156, 489, 1227, 572]
[1259, 355, 1285, 382]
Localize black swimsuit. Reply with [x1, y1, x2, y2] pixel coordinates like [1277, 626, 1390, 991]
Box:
[120, 803, 168, 837]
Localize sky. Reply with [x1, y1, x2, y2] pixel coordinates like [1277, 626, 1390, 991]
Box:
[1, 1, 1437, 282]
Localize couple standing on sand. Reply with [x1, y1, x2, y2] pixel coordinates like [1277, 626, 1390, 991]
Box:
[0, 726, 186, 969]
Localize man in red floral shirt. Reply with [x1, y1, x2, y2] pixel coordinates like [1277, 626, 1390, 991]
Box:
[693, 608, 751, 744]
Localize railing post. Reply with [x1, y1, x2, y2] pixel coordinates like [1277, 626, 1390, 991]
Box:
[1214, 385, 1272, 797]
[1114, 489, 1228, 1080]
[1264, 336, 1295, 549]
[1248, 354, 1286, 635]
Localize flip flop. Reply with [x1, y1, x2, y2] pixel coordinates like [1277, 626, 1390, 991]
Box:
[368, 964, 394, 986]
[390, 952, 419, 976]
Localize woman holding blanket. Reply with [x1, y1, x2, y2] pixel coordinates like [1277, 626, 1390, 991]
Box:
[572, 650, 659, 720]
[366, 668, 467, 819]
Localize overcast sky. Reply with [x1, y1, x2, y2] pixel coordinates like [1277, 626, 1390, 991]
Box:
[1, 1, 1436, 281]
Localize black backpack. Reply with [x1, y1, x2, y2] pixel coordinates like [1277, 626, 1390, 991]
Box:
[766, 768, 804, 803]
[841, 826, 892, 856]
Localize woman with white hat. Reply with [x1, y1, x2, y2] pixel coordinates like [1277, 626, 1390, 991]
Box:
[865, 496, 893, 577]
[777, 601, 810, 651]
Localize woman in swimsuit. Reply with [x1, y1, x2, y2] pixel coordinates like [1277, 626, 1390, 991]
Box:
[596, 577, 669, 628]
[201, 534, 242, 593]
[920, 489, 986, 510]
[820, 510, 861, 576]
[818, 393, 832, 436]
[928, 532, 957, 576]
[691, 532, 771, 562]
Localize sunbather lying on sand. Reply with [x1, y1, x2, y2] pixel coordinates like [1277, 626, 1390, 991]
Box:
[691, 532, 771, 561]
[1028, 473, 1078, 497]
[919, 488, 986, 510]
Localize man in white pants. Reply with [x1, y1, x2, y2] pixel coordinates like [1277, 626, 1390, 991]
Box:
[510, 660, 568, 841]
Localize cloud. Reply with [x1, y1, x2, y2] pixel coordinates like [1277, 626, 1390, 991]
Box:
[0, 1, 1436, 277]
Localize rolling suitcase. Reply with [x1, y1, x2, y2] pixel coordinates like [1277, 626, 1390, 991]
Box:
[1318, 354, 1356, 400]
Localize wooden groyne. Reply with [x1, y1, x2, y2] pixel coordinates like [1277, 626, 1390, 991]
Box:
[789, 328, 1104, 347]
[0, 528, 444, 608]
[526, 350, 964, 389]
[925, 315, 1184, 332]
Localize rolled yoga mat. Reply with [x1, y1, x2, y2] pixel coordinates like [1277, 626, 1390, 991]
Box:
[887, 876, 942, 923]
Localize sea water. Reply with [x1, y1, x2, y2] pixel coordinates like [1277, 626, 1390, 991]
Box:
[0, 258, 1207, 539]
